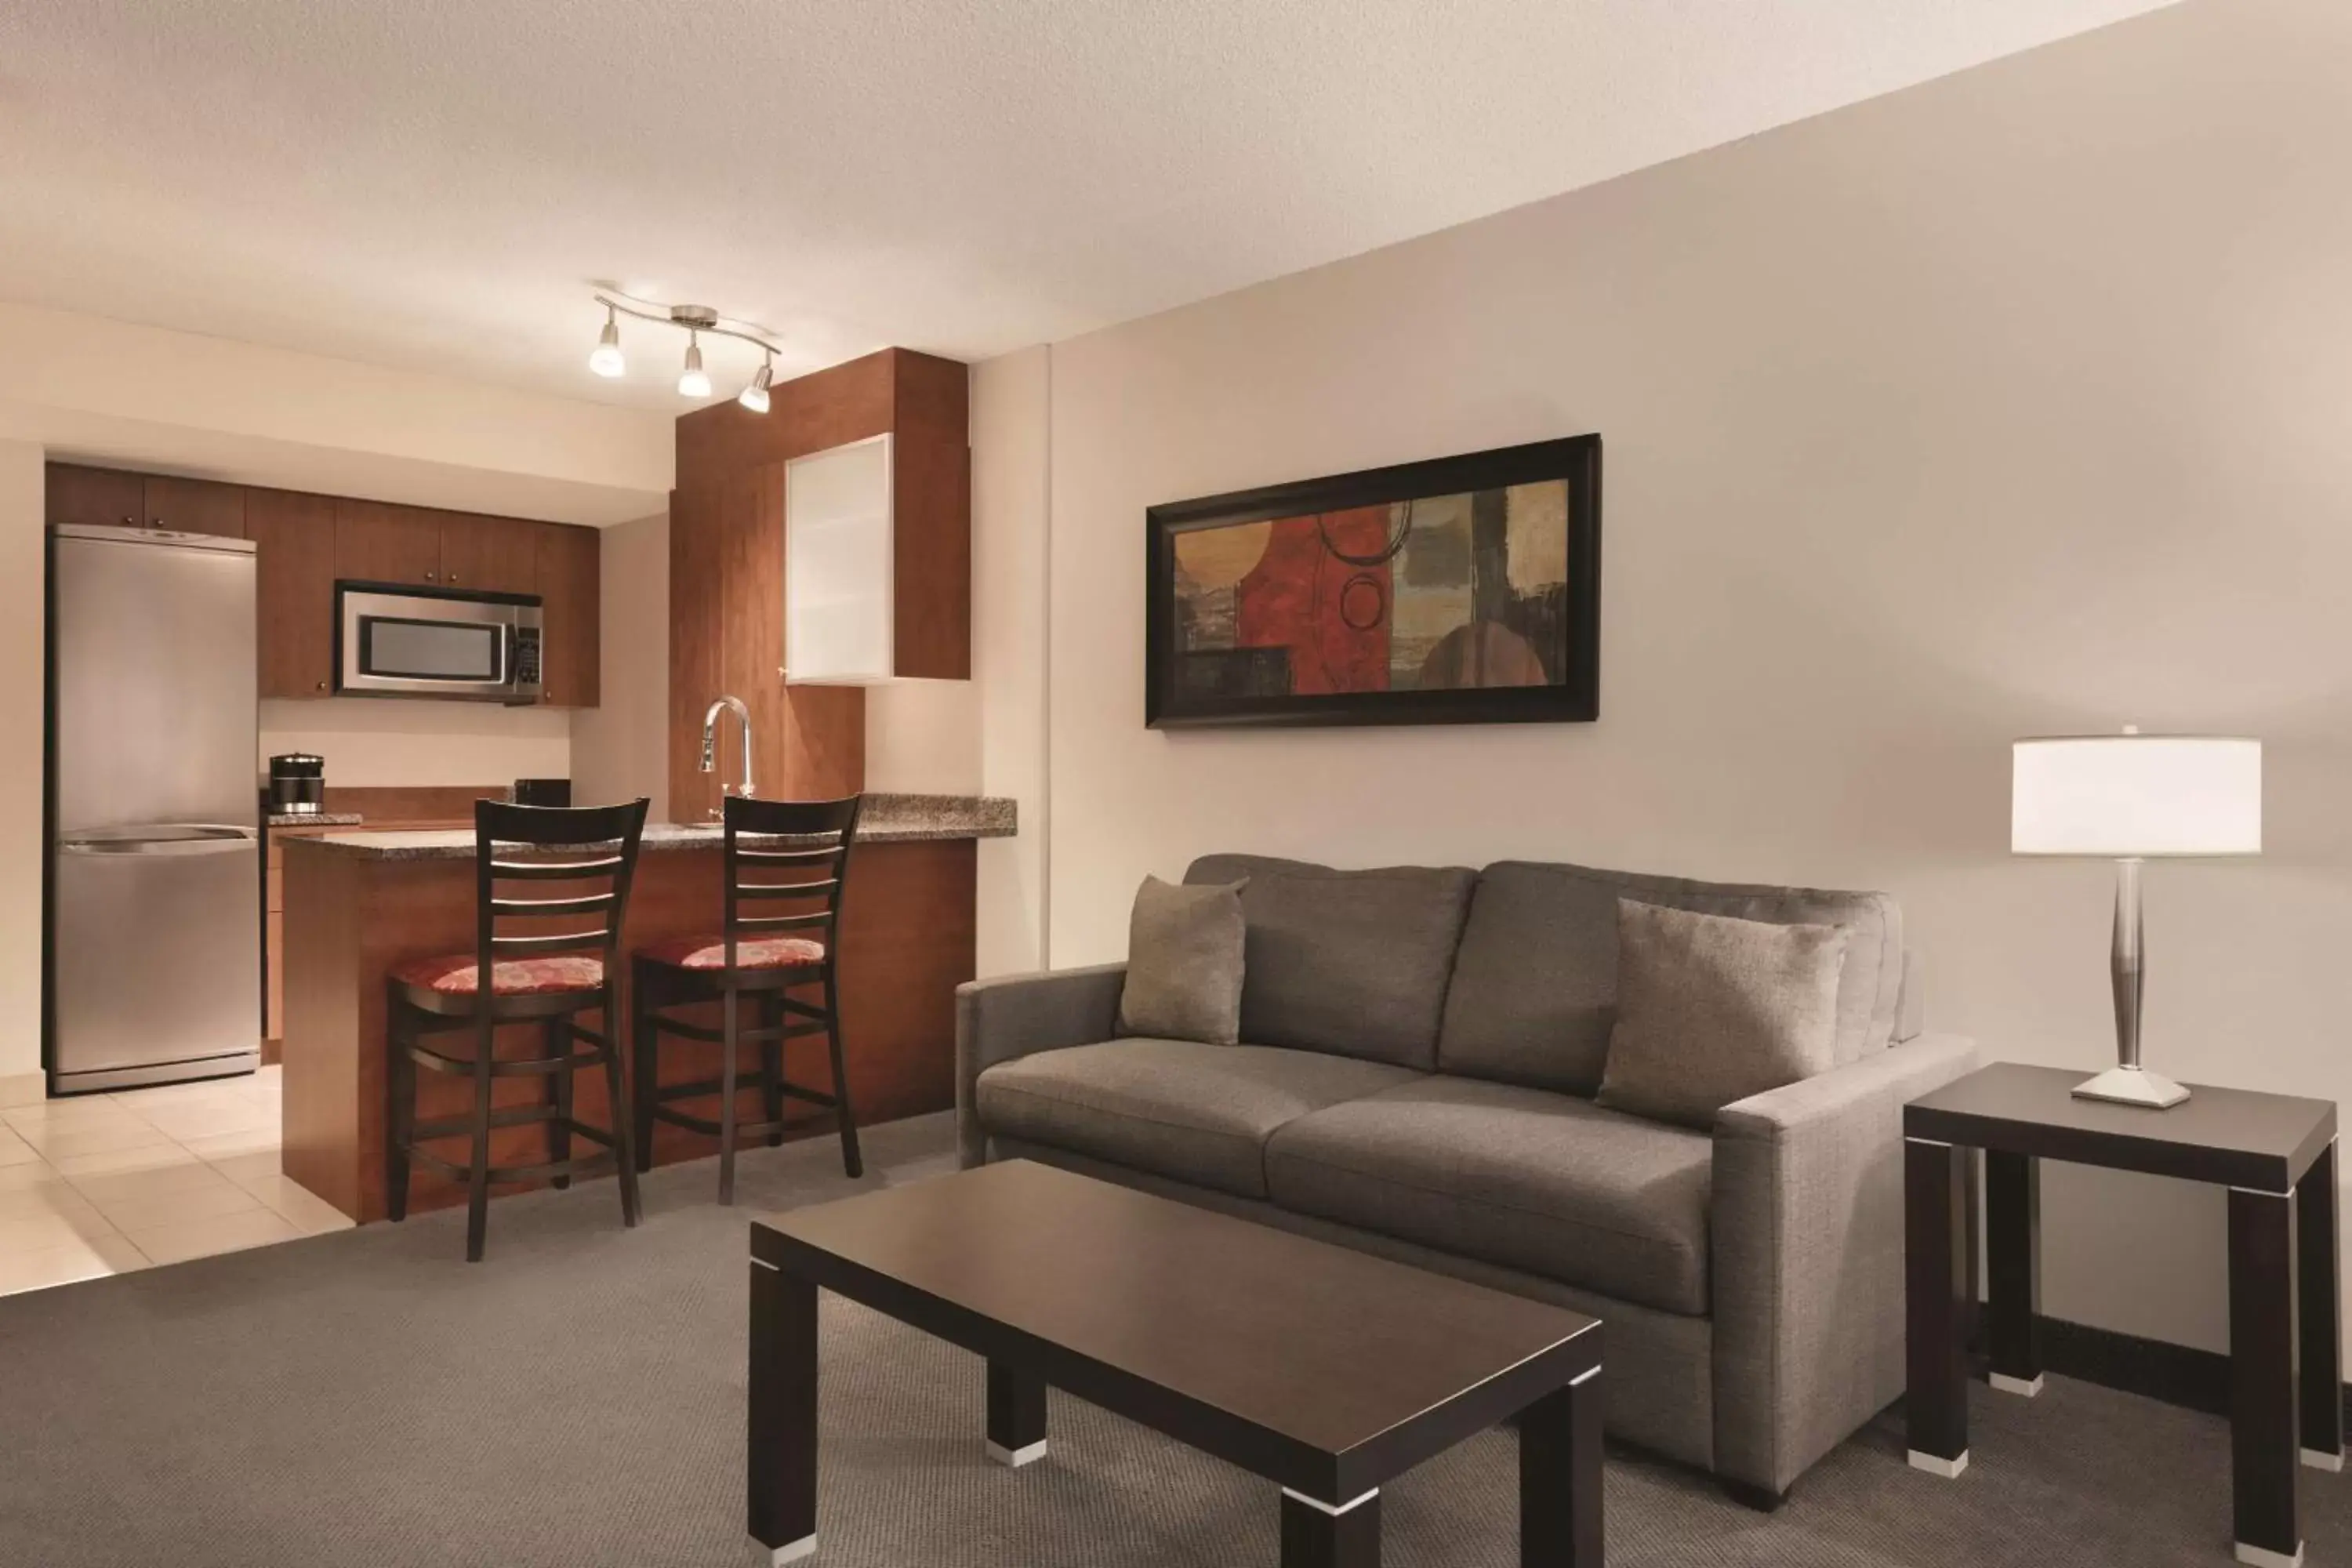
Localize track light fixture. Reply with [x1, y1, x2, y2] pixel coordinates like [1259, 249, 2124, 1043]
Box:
[739, 354, 774, 414]
[586, 292, 786, 410]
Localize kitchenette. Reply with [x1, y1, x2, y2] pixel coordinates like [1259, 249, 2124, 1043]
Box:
[30, 343, 1006, 1254]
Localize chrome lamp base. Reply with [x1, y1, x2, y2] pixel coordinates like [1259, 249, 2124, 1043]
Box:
[2072, 1065, 2190, 1109]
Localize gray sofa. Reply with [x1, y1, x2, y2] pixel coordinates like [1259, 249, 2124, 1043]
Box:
[953, 854, 1978, 1498]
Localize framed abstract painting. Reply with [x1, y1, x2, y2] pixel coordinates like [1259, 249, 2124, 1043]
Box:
[1145, 434, 1601, 728]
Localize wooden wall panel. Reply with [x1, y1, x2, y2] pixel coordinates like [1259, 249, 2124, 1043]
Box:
[669, 349, 983, 817]
[892, 352, 972, 679]
[668, 484, 724, 823]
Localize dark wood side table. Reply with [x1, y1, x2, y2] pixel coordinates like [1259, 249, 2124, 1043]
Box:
[1905, 1063, 2341, 1567]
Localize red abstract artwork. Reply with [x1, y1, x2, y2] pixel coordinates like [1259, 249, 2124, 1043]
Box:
[1234, 509, 1392, 695]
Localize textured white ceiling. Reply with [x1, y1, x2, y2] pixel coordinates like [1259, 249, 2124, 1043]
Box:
[0, 0, 2176, 407]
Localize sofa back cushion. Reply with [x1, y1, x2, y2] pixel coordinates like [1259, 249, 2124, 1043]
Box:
[1436, 859, 1904, 1095]
[1185, 854, 1477, 1069]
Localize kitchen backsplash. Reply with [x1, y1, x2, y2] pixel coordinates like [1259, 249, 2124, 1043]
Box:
[258, 697, 570, 789]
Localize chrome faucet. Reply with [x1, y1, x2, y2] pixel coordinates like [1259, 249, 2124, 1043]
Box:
[700, 695, 754, 817]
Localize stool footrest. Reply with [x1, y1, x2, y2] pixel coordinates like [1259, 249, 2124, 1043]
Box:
[653, 1076, 839, 1109]
[645, 1016, 796, 1046]
[409, 1044, 612, 1079]
[407, 1110, 622, 1147]
[406, 1144, 621, 1188]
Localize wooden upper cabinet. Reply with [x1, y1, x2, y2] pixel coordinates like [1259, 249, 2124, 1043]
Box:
[44, 465, 245, 537]
[246, 490, 338, 699]
[437, 512, 539, 597]
[45, 463, 144, 530]
[334, 499, 442, 586]
[143, 475, 247, 539]
[535, 523, 600, 708]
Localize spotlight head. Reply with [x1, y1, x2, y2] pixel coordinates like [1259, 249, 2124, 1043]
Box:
[588, 310, 625, 378]
[677, 332, 711, 399]
[738, 358, 774, 414]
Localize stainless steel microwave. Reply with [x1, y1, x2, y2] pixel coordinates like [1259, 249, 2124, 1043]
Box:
[336, 583, 543, 703]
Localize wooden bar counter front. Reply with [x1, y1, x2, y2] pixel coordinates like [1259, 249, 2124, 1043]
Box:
[277, 800, 1010, 1223]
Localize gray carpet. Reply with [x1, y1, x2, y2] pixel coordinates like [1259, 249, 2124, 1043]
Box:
[1, 1113, 2342, 1567]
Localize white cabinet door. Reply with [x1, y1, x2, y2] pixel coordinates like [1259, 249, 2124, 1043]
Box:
[783, 433, 894, 684]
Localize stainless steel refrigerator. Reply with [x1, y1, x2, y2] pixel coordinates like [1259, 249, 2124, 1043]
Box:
[47, 524, 261, 1094]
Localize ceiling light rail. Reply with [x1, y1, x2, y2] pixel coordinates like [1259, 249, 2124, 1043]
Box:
[589, 292, 782, 412]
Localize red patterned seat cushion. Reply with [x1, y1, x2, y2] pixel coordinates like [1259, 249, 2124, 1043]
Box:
[639, 932, 826, 971]
[390, 953, 606, 996]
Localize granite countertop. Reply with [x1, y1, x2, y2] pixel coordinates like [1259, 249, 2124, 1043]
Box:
[285, 793, 1015, 860]
[266, 812, 367, 828]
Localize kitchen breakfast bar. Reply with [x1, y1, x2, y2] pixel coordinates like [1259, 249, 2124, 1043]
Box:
[274, 794, 1013, 1223]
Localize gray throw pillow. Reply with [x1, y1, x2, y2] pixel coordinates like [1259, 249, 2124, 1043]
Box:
[1119, 876, 1247, 1044]
[1595, 898, 1849, 1130]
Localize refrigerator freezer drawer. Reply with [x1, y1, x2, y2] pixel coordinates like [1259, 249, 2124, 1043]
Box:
[51, 830, 260, 1089]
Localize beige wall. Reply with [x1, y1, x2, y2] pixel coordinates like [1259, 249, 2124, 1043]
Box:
[971, 348, 1053, 976]
[0, 442, 44, 1080]
[0, 302, 671, 524]
[993, 0, 2352, 1356]
[865, 681, 982, 797]
[258, 699, 572, 791]
[570, 512, 670, 818]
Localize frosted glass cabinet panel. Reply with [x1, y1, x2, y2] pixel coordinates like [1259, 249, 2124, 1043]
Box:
[784, 434, 895, 684]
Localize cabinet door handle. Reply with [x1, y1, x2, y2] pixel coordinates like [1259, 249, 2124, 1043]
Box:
[447, 572, 459, 583]
[424, 571, 437, 581]
[315, 681, 328, 691]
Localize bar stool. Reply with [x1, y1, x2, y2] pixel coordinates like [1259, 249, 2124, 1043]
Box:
[632, 794, 862, 1204]
[385, 797, 650, 1262]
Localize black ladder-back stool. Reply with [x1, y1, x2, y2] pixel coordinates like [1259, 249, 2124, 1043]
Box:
[385, 797, 650, 1261]
[632, 793, 863, 1204]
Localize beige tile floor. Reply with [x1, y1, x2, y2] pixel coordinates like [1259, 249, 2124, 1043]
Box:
[0, 1065, 349, 1298]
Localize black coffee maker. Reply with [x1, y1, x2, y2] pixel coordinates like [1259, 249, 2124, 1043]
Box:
[267, 753, 325, 816]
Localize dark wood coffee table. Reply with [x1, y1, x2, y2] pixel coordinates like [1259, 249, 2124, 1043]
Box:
[746, 1159, 1605, 1566]
[1905, 1063, 2340, 1568]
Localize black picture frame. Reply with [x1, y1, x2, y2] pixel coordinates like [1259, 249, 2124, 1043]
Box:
[1145, 434, 1602, 729]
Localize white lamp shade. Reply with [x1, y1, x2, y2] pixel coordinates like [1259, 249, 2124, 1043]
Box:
[2012, 735, 2261, 857]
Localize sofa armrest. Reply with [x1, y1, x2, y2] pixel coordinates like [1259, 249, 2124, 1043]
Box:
[1709, 1032, 1980, 1493]
[953, 964, 1127, 1168]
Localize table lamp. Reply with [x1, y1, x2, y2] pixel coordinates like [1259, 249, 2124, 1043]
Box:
[2010, 728, 2261, 1109]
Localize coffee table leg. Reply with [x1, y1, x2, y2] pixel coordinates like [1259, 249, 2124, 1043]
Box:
[1985, 1150, 2043, 1396]
[2297, 1140, 2343, 1472]
[2230, 1186, 2302, 1567]
[748, 1258, 818, 1565]
[1906, 1137, 1971, 1477]
[1279, 1487, 1379, 1568]
[985, 1360, 1047, 1468]
[1521, 1367, 1602, 1567]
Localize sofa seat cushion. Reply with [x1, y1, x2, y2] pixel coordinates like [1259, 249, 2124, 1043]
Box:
[1265, 1076, 1714, 1315]
[974, 1039, 1423, 1200]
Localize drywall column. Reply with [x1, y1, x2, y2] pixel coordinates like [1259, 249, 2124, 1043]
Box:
[0, 441, 47, 1080]
[971, 347, 1051, 977]
[570, 511, 671, 819]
